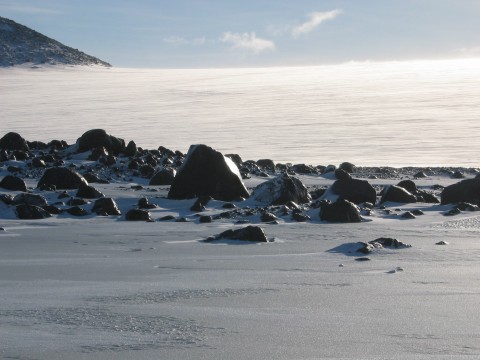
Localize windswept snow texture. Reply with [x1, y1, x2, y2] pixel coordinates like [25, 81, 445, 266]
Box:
[0, 16, 110, 67]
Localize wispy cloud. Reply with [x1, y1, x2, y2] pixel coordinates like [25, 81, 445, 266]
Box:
[220, 32, 275, 54]
[457, 46, 480, 56]
[163, 36, 207, 46]
[292, 9, 342, 37]
[0, 4, 61, 15]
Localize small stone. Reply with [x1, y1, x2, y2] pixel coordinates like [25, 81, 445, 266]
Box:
[435, 240, 449, 245]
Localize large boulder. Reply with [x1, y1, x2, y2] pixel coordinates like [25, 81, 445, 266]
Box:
[92, 198, 121, 215]
[15, 204, 51, 219]
[76, 184, 104, 199]
[207, 226, 269, 243]
[327, 178, 376, 205]
[0, 132, 29, 151]
[0, 175, 27, 192]
[76, 129, 125, 155]
[168, 144, 249, 201]
[12, 193, 48, 207]
[319, 199, 362, 223]
[380, 185, 417, 204]
[149, 168, 176, 186]
[37, 167, 88, 190]
[441, 178, 480, 205]
[252, 173, 311, 205]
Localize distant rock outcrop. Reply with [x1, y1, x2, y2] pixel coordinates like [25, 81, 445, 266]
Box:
[0, 16, 111, 67]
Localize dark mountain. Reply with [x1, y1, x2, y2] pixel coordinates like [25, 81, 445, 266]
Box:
[0, 16, 111, 67]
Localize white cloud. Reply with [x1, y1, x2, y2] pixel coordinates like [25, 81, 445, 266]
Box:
[458, 46, 480, 56]
[292, 9, 342, 37]
[220, 32, 275, 54]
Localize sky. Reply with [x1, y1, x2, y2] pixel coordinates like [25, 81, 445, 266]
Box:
[1, 0, 480, 68]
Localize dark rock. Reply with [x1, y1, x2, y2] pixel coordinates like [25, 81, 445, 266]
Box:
[66, 206, 89, 216]
[252, 173, 311, 205]
[15, 204, 51, 219]
[88, 147, 109, 161]
[256, 159, 275, 172]
[411, 209, 424, 216]
[319, 199, 362, 223]
[159, 215, 176, 221]
[452, 170, 465, 179]
[0, 149, 8, 161]
[355, 257, 371, 262]
[334, 169, 351, 180]
[400, 211, 416, 219]
[211, 226, 269, 242]
[168, 144, 249, 201]
[339, 162, 356, 173]
[31, 157, 46, 168]
[455, 202, 480, 211]
[0, 132, 29, 151]
[149, 168, 176, 186]
[397, 180, 418, 195]
[42, 205, 61, 214]
[76, 184, 104, 199]
[292, 164, 316, 174]
[191, 196, 211, 212]
[328, 178, 377, 205]
[82, 173, 109, 184]
[138, 197, 157, 209]
[0, 175, 27, 192]
[357, 237, 412, 254]
[222, 203, 237, 209]
[123, 140, 137, 157]
[414, 171, 428, 178]
[421, 192, 439, 203]
[67, 198, 89, 206]
[0, 194, 14, 205]
[310, 188, 326, 200]
[37, 167, 88, 190]
[444, 208, 461, 216]
[441, 179, 480, 205]
[323, 165, 336, 174]
[139, 164, 155, 178]
[76, 129, 125, 155]
[199, 215, 213, 223]
[92, 197, 121, 215]
[12, 150, 28, 160]
[125, 209, 152, 221]
[225, 154, 243, 169]
[12, 193, 48, 207]
[292, 212, 310, 222]
[380, 185, 417, 204]
[260, 212, 278, 222]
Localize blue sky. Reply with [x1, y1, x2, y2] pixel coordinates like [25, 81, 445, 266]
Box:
[1, 0, 480, 68]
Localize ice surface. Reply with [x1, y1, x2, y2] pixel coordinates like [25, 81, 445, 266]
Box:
[1, 173, 480, 359]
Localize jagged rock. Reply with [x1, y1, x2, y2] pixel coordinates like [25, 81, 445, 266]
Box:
[401, 211, 416, 219]
[125, 209, 152, 221]
[441, 178, 480, 205]
[380, 185, 417, 204]
[123, 140, 137, 157]
[0, 175, 27, 192]
[12, 193, 48, 207]
[208, 226, 269, 242]
[149, 168, 176, 186]
[37, 167, 88, 190]
[252, 173, 311, 205]
[327, 178, 377, 205]
[92, 198, 121, 215]
[15, 204, 51, 219]
[168, 144, 249, 201]
[76, 129, 125, 155]
[319, 199, 362, 223]
[76, 184, 104, 199]
[0, 132, 29, 151]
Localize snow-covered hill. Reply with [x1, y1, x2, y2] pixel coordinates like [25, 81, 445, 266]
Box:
[0, 16, 111, 67]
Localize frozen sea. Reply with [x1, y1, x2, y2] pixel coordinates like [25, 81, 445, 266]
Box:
[2, 58, 480, 167]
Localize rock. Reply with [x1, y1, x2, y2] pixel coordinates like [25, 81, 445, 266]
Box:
[225, 154, 243, 169]
[149, 168, 176, 186]
[82, 173, 109, 184]
[444, 208, 461, 216]
[66, 206, 89, 216]
[67, 198, 89, 206]
[199, 215, 213, 223]
[252, 173, 311, 205]
[334, 168, 351, 180]
[339, 162, 356, 173]
[256, 159, 275, 172]
[328, 178, 376, 205]
[159, 215, 176, 221]
[414, 171, 428, 178]
[0, 132, 29, 151]
[319, 199, 362, 223]
[292, 164, 316, 174]
[435, 240, 449, 245]
[15, 204, 51, 219]
[356, 237, 412, 254]
[292, 212, 310, 222]
[76, 129, 125, 155]
[168, 144, 249, 201]
[396, 180, 418, 194]
[209, 226, 269, 242]
[401, 211, 416, 219]
[191, 196, 211, 212]
[76, 184, 104, 199]
[452, 170, 465, 179]
[441, 178, 480, 205]
[92, 198, 121, 215]
[43, 205, 61, 214]
[0, 175, 27, 192]
[260, 212, 278, 222]
[123, 140, 137, 157]
[380, 185, 417, 204]
[125, 209, 152, 221]
[37, 167, 88, 190]
[31, 157, 46, 168]
[12, 193, 48, 207]
[0, 194, 14, 205]
[138, 197, 157, 209]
